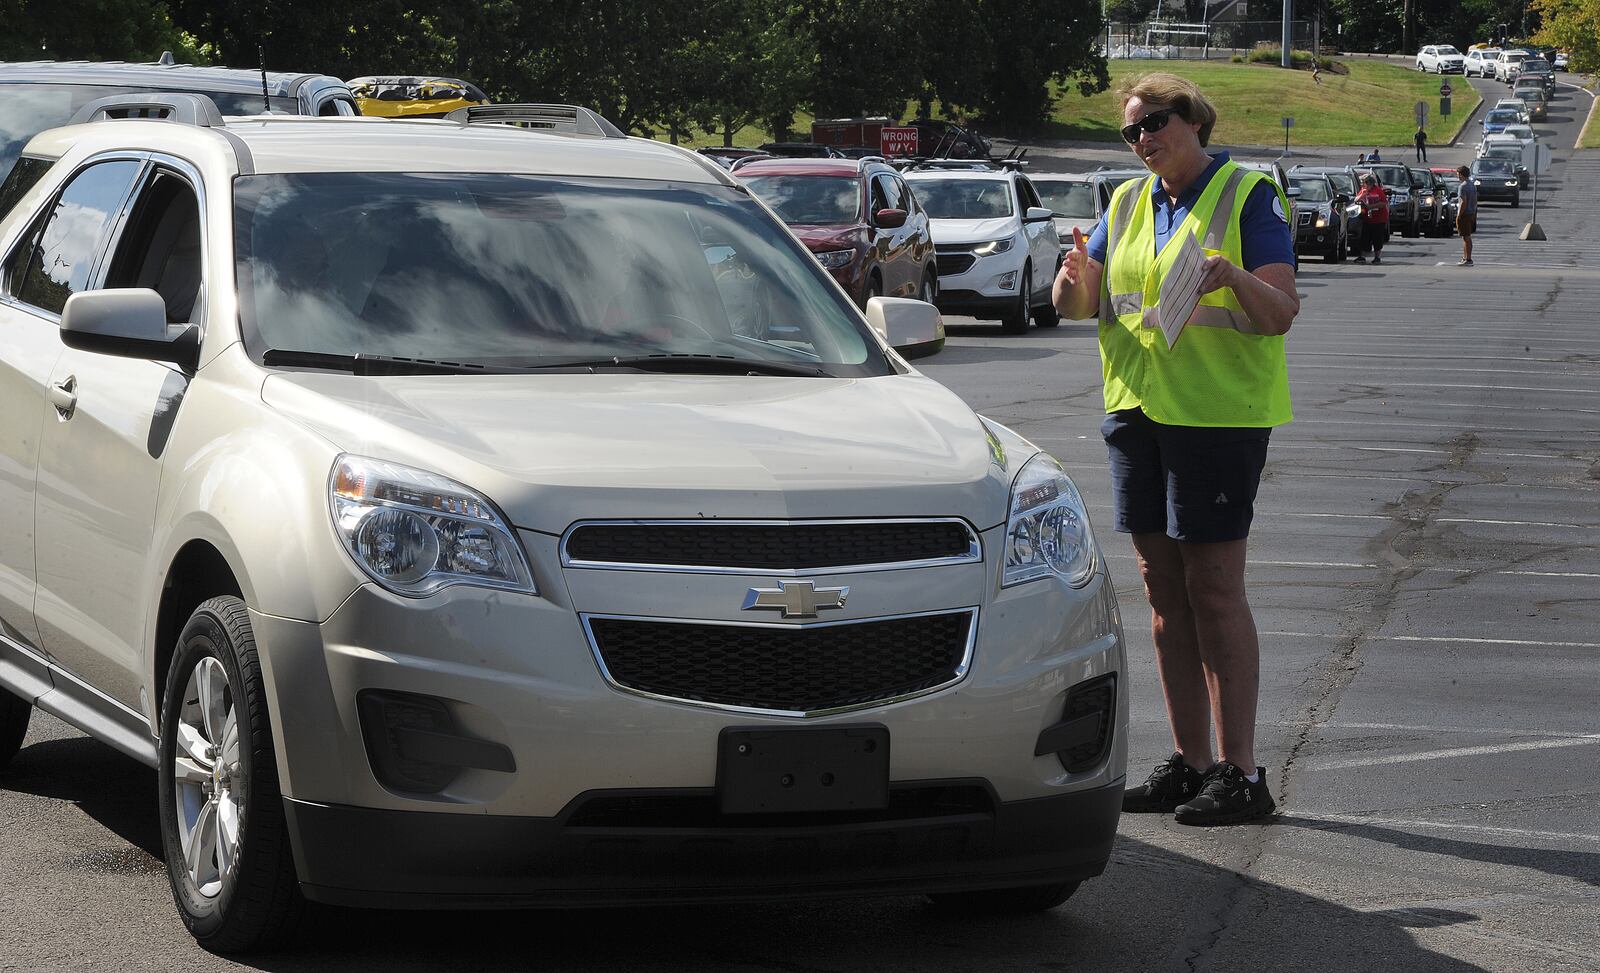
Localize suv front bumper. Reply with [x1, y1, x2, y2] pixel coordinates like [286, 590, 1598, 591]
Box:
[251, 526, 1128, 906]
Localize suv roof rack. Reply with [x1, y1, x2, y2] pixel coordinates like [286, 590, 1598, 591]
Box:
[68, 92, 226, 128]
[445, 103, 626, 139]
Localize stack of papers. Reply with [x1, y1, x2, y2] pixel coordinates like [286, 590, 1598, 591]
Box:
[1142, 232, 1207, 350]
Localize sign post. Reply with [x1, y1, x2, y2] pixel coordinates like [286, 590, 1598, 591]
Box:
[1281, 115, 1294, 156]
[1415, 100, 1428, 130]
[1521, 137, 1552, 241]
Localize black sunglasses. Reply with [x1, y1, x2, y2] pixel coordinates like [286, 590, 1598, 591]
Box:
[1120, 107, 1181, 144]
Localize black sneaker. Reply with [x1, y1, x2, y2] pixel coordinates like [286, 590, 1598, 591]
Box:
[1122, 752, 1206, 813]
[1173, 762, 1276, 826]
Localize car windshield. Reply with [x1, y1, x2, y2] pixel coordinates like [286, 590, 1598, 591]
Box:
[1484, 146, 1523, 162]
[0, 82, 298, 181]
[233, 172, 887, 376]
[739, 174, 861, 225]
[1521, 59, 1550, 72]
[1323, 171, 1356, 195]
[1438, 173, 1461, 191]
[1370, 166, 1411, 189]
[1438, 45, 1461, 55]
[1486, 110, 1521, 124]
[1474, 158, 1515, 174]
[908, 178, 1014, 219]
[1291, 178, 1331, 202]
[1502, 126, 1534, 139]
[1034, 180, 1096, 218]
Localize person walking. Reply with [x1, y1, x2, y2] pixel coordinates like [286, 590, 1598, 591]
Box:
[1414, 128, 1428, 162]
[1353, 173, 1389, 264]
[1455, 164, 1478, 266]
[1052, 72, 1298, 827]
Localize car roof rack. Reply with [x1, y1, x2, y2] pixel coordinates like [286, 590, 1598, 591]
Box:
[68, 92, 226, 128]
[444, 103, 626, 139]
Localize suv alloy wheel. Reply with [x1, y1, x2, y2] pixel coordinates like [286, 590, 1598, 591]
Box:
[158, 597, 302, 952]
[1001, 261, 1032, 334]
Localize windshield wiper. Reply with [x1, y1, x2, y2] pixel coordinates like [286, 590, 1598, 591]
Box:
[260, 350, 594, 375]
[556, 354, 831, 377]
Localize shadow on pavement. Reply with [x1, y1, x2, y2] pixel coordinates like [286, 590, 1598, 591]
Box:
[2, 734, 163, 860]
[923, 341, 1070, 365]
[1276, 814, 1600, 889]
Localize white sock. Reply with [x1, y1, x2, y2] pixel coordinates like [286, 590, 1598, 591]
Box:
[1244, 770, 1260, 784]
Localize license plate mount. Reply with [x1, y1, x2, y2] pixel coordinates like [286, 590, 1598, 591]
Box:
[716, 724, 890, 815]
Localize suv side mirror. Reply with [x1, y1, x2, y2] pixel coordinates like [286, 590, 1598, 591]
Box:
[59, 289, 199, 370]
[874, 208, 908, 229]
[1023, 206, 1053, 223]
[865, 296, 944, 359]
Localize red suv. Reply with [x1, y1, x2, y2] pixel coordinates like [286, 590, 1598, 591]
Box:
[735, 158, 937, 307]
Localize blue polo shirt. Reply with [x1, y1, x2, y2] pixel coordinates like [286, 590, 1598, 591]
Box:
[1085, 152, 1296, 271]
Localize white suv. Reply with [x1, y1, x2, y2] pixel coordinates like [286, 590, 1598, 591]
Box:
[901, 163, 1062, 334]
[1416, 44, 1465, 73]
[1496, 49, 1532, 82]
[1465, 48, 1501, 77]
[0, 96, 1126, 951]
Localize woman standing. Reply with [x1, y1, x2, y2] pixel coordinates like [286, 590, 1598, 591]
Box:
[1052, 73, 1299, 826]
[1354, 173, 1389, 265]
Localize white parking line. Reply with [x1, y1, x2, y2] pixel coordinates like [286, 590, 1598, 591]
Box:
[1260, 630, 1600, 649]
[1308, 737, 1600, 771]
[1102, 555, 1600, 580]
[1331, 721, 1600, 738]
[1306, 811, 1600, 846]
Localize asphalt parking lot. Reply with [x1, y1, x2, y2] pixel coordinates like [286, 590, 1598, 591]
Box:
[2, 74, 1597, 973]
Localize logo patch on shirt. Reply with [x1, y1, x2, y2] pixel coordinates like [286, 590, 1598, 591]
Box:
[1271, 197, 1287, 223]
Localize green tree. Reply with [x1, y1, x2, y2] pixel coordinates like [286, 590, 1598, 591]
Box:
[0, 0, 204, 62]
[980, 0, 1109, 129]
[1532, 0, 1599, 71]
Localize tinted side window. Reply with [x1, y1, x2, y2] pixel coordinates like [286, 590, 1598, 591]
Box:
[13, 159, 141, 314]
[1018, 177, 1043, 210]
[877, 174, 905, 211]
[892, 176, 916, 213]
[0, 156, 54, 222]
[103, 169, 204, 323]
[869, 175, 890, 213]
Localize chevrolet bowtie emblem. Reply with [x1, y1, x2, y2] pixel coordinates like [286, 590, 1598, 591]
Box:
[742, 580, 849, 619]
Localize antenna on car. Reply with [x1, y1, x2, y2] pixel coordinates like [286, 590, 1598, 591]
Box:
[259, 45, 270, 113]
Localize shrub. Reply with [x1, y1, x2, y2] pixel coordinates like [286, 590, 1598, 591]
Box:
[1231, 53, 1245, 63]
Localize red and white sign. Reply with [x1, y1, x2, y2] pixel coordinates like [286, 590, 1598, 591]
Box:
[880, 127, 919, 157]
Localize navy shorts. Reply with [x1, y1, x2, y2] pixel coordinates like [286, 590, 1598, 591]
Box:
[1101, 408, 1271, 543]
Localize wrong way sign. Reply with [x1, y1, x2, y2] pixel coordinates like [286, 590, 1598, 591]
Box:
[880, 127, 919, 157]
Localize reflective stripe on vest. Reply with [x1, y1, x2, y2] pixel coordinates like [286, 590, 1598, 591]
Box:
[1098, 161, 1293, 428]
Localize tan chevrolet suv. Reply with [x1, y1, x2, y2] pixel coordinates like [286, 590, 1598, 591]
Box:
[0, 96, 1126, 952]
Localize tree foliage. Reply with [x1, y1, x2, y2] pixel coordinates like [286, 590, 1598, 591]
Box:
[0, 0, 203, 62]
[1531, 0, 1599, 72]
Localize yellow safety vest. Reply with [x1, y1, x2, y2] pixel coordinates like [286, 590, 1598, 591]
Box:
[1099, 161, 1293, 428]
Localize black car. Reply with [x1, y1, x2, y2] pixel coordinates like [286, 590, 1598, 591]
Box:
[1292, 165, 1366, 252]
[907, 119, 991, 160]
[1288, 174, 1348, 261]
[1410, 166, 1452, 237]
[1471, 157, 1522, 205]
[759, 142, 845, 158]
[1364, 163, 1422, 237]
[1479, 144, 1531, 189]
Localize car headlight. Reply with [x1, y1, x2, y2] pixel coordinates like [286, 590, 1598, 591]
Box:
[1474, 179, 1482, 185]
[972, 237, 1015, 256]
[1002, 453, 1098, 588]
[1506, 179, 1518, 186]
[813, 249, 855, 270]
[1345, 204, 1362, 218]
[330, 455, 535, 597]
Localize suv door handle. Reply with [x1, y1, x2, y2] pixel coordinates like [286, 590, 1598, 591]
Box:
[49, 376, 77, 420]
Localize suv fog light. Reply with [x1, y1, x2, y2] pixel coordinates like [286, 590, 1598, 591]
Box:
[998, 271, 1018, 290]
[1034, 674, 1117, 773]
[357, 690, 515, 795]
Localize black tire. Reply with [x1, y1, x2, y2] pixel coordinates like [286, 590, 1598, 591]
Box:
[0, 687, 31, 770]
[919, 269, 937, 305]
[863, 273, 882, 305]
[1001, 262, 1031, 334]
[1330, 230, 1346, 263]
[158, 596, 302, 954]
[1512, 194, 1521, 207]
[1032, 258, 1061, 327]
[926, 881, 1080, 914]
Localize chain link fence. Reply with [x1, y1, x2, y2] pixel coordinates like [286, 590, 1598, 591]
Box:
[1105, 20, 1317, 60]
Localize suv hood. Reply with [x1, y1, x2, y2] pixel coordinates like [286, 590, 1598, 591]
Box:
[926, 216, 1016, 245]
[261, 372, 1012, 534]
[790, 225, 868, 251]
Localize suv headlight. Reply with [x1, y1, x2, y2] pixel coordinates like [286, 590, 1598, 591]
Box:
[972, 237, 1015, 256]
[813, 249, 855, 270]
[1002, 453, 1098, 588]
[330, 455, 535, 597]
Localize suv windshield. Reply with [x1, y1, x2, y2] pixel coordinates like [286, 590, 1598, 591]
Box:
[1290, 178, 1331, 202]
[1520, 59, 1551, 73]
[1487, 110, 1521, 124]
[1034, 180, 1096, 218]
[1438, 45, 1461, 55]
[908, 178, 1014, 219]
[739, 174, 861, 225]
[1474, 158, 1514, 175]
[233, 172, 887, 376]
[1369, 165, 1411, 190]
[0, 82, 298, 180]
[1323, 171, 1356, 195]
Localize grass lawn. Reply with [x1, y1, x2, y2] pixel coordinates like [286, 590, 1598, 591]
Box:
[658, 59, 1479, 151]
[1578, 89, 1600, 149]
[1038, 60, 1478, 147]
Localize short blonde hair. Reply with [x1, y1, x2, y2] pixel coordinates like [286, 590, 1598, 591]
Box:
[1115, 73, 1219, 147]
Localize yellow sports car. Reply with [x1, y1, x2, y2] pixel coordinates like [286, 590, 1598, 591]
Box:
[348, 76, 490, 118]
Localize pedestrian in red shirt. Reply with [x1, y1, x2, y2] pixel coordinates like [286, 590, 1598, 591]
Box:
[1353, 173, 1388, 265]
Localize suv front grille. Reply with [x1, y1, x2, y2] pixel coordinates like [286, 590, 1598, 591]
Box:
[563, 519, 977, 572]
[936, 253, 977, 276]
[585, 609, 975, 715]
